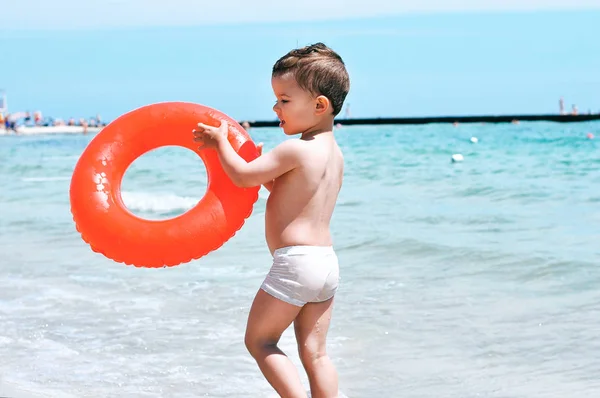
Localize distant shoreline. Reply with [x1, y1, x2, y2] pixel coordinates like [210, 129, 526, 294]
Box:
[246, 114, 600, 127]
[1, 114, 598, 137]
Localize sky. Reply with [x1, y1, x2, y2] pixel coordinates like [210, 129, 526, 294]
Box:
[1, 1, 600, 121]
[3, 0, 600, 30]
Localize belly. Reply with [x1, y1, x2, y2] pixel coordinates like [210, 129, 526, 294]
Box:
[265, 208, 332, 254]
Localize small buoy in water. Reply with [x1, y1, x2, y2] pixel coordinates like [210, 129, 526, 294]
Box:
[451, 154, 464, 163]
[470, 137, 478, 143]
[587, 132, 594, 139]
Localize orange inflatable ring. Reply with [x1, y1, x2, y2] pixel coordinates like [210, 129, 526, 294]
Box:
[69, 102, 260, 268]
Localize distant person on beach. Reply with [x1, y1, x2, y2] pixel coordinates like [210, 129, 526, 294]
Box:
[572, 105, 578, 116]
[34, 111, 42, 125]
[559, 96, 565, 115]
[193, 42, 349, 398]
[79, 118, 89, 134]
[4, 113, 17, 132]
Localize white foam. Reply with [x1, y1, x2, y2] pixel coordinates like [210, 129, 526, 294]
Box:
[120, 191, 199, 214]
[269, 391, 348, 397]
[0, 380, 53, 398]
[21, 176, 71, 182]
[42, 155, 81, 161]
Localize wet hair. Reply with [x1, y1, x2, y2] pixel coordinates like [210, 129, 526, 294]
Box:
[272, 42, 350, 116]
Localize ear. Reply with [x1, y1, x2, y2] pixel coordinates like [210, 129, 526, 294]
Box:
[314, 95, 331, 116]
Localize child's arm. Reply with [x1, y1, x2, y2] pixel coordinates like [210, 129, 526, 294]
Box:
[194, 120, 300, 188]
[257, 143, 274, 192]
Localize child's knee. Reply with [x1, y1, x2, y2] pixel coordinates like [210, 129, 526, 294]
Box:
[298, 343, 327, 367]
[244, 332, 278, 357]
[244, 330, 256, 354]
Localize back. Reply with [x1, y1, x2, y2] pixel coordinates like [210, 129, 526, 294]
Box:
[265, 133, 344, 254]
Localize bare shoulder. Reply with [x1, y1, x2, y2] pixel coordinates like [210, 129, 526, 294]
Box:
[270, 138, 314, 165]
[270, 137, 342, 168]
[272, 139, 306, 157]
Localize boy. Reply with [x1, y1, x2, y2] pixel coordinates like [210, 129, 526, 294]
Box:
[193, 42, 349, 398]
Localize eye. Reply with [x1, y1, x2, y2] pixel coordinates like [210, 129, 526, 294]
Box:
[281, 99, 289, 103]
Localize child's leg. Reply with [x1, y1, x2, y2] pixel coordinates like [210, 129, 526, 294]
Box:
[293, 297, 338, 398]
[245, 289, 306, 398]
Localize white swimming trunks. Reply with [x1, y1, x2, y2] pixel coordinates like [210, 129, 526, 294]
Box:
[260, 245, 340, 307]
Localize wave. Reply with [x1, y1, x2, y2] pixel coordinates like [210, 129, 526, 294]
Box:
[42, 155, 81, 161]
[121, 191, 199, 214]
[21, 176, 71, 182]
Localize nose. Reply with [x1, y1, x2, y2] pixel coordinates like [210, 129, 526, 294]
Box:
[272, 102, 279, 113]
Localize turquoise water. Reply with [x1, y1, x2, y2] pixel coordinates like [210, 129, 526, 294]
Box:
[1, 122, 599, 397]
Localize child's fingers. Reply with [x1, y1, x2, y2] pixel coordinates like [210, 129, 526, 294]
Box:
[192, 130, 205, 141]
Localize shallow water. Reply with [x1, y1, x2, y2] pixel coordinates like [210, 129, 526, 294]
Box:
[1, 122, 599, 397]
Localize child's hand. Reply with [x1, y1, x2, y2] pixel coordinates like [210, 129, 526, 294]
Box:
[193, 120, 228, 149]
[257, 142, 264, 156]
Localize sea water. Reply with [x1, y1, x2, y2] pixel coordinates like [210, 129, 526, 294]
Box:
[1, 122, 599, 397]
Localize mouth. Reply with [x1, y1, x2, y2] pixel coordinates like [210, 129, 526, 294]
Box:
[279, 120, 286, 128]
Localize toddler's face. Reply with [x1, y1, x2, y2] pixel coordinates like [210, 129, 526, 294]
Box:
[271, 75, 318, 136]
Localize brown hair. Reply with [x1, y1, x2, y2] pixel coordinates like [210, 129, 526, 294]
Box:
[272, 42, 350, 116]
